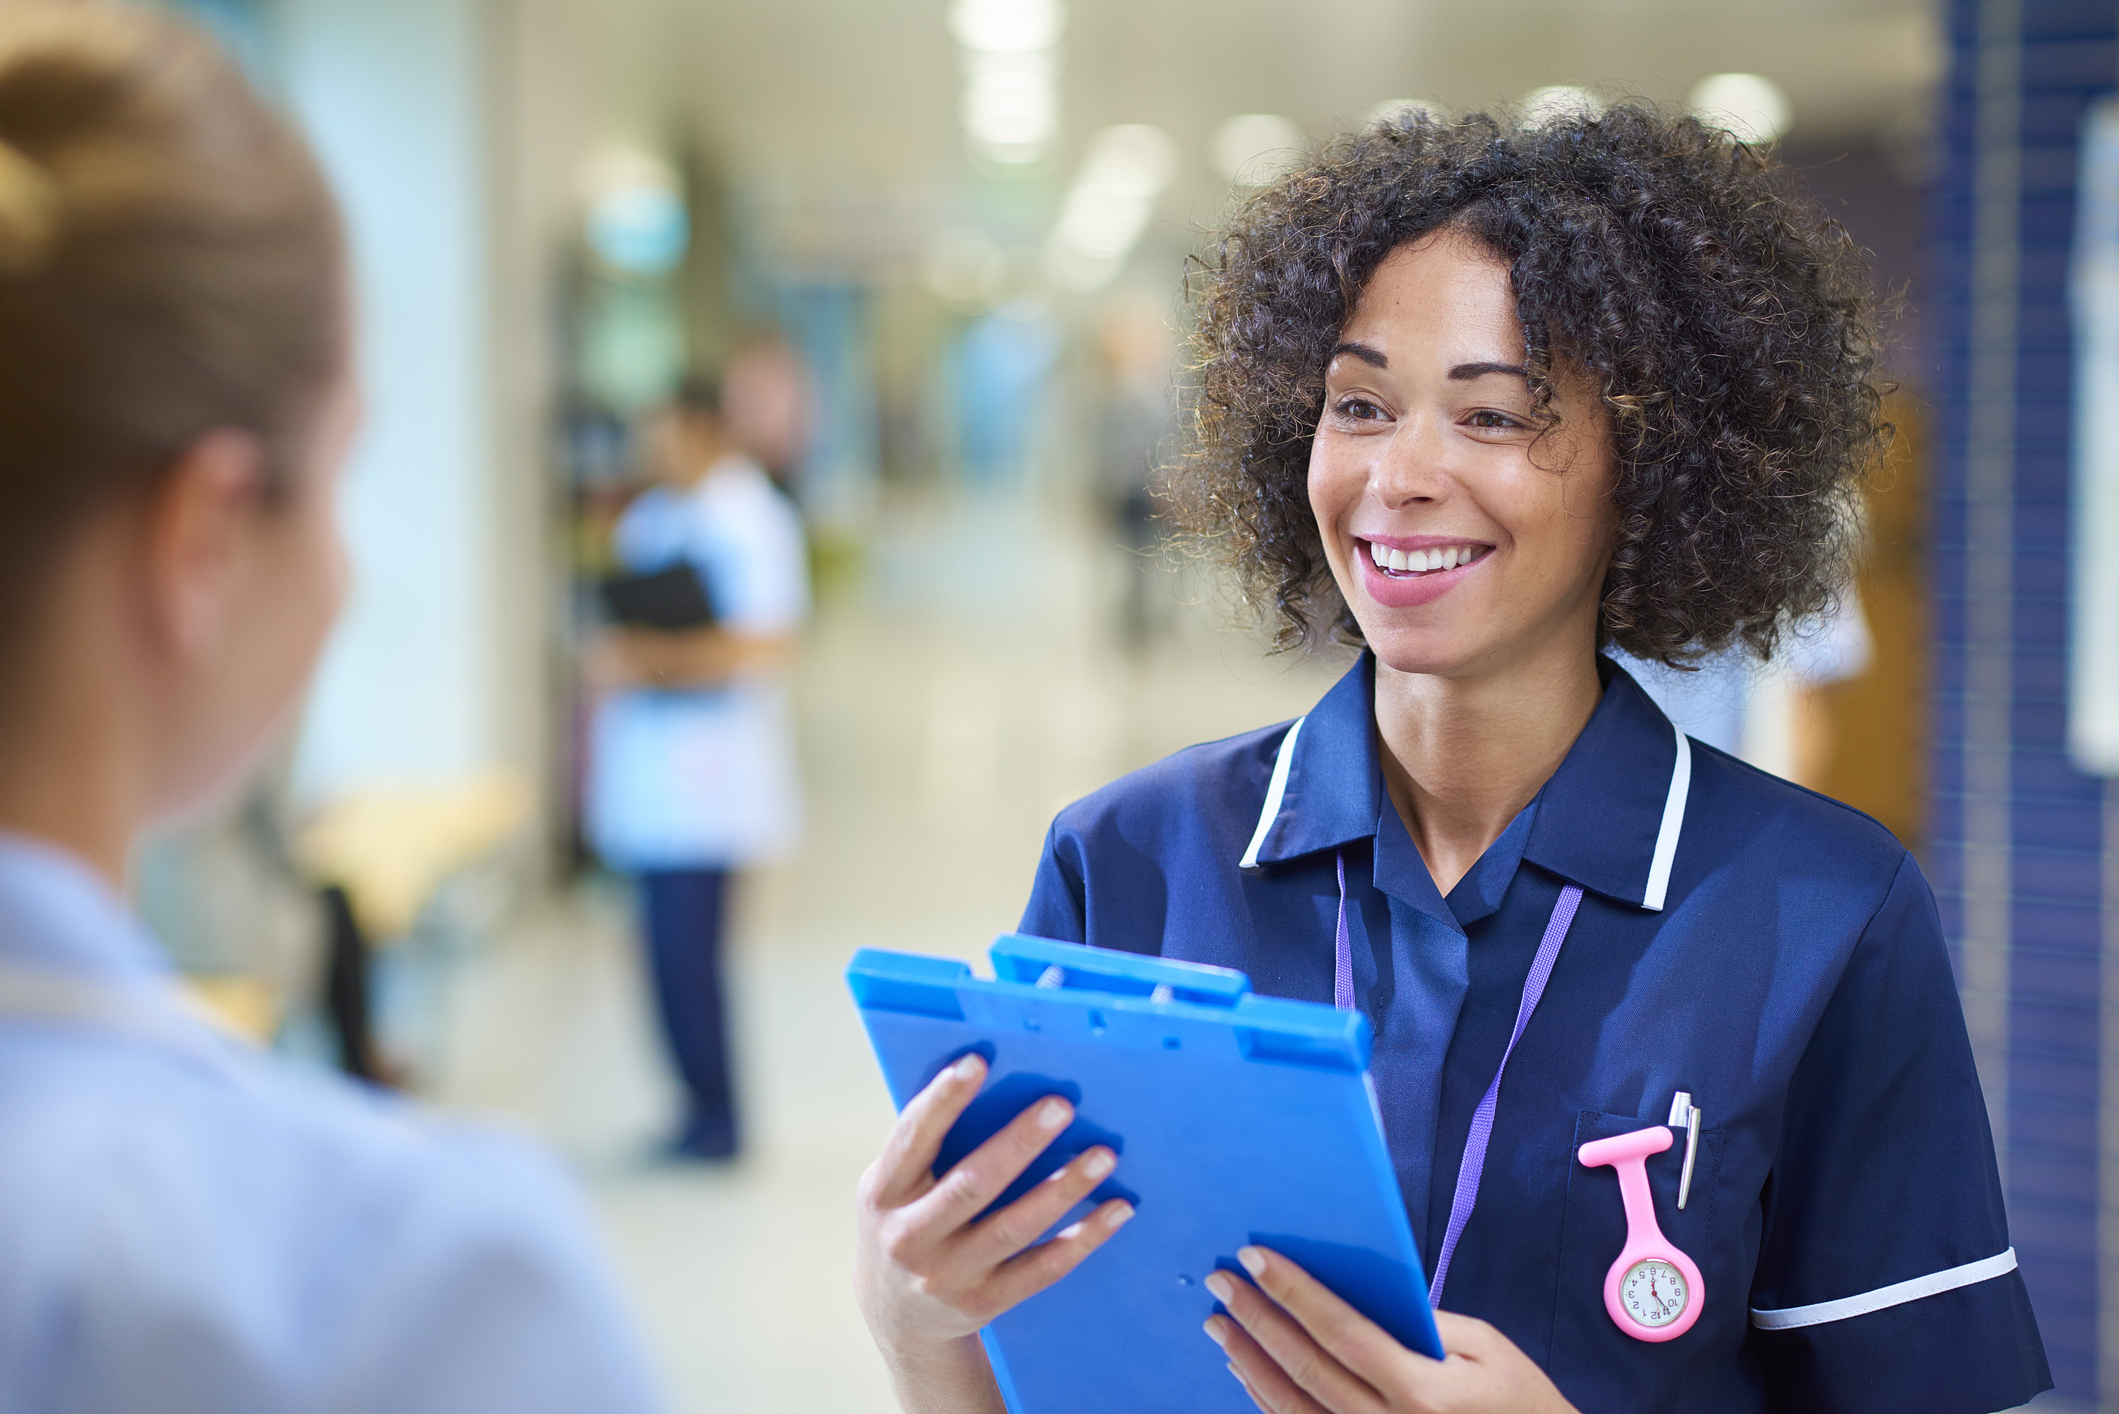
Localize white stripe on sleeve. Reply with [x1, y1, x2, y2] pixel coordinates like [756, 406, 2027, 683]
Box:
[1748, 1248, 2018, 1331]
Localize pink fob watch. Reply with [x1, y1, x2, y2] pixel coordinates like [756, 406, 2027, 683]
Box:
[1576, 1125, 1704, 1341]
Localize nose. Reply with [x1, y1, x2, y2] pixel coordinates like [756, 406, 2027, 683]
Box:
[1370, 409, 1453, 509]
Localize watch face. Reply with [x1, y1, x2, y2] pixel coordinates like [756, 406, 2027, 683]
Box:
[1620, 1258, 1689, 1328]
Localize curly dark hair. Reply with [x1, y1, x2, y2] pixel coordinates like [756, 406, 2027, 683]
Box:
[1172, 102, 1885, 664]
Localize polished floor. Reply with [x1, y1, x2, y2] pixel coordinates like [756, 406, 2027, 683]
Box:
[431, 496, 1345, 1413]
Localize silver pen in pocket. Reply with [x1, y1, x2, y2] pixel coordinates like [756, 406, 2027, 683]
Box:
[1667, 1091, 1702, 1209]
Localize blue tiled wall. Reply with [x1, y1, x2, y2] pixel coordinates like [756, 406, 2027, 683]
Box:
[1931, 0, 2115, 1400]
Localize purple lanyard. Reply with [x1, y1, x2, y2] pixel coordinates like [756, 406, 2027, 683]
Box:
[1333, 847, 1584, 1309]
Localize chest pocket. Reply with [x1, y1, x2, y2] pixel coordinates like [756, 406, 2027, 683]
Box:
[1548, 1109, 1734, 1414]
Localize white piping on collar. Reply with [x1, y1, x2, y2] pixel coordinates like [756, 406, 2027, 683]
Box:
[1641, 722, 1692, 912]
[1749, 1248, 2017, 1331]
[1239, 717, 1305, 870]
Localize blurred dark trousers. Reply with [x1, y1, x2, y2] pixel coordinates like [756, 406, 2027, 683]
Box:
[639, 868, 738, 1158]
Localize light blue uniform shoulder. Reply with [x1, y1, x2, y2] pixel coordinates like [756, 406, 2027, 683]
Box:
[0, 1028, 661, 1413]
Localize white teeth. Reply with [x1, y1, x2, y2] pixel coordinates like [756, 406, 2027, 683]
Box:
[1367, 541, 1486, 573]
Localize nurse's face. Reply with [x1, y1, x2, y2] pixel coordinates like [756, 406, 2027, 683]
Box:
[1307, 232, 1618, 682]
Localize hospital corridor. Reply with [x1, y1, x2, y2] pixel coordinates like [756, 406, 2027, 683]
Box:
[3, 0, 2118, 1409]
[425, 502, 1340, 1412]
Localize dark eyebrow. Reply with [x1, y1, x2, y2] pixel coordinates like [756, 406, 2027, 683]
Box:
[1329, 341, 1387, 368]
[1449, 361, 1528, 381]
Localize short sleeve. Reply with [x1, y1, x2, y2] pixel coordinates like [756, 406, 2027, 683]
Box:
[1748, 854, 2049, 1413]
[1018, 820, 1088, 943]
[323, 1130, 666, 1414]
[696, 477, 808, 635]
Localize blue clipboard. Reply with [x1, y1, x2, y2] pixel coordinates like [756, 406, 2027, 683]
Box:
[847, 934, 1443, 1413]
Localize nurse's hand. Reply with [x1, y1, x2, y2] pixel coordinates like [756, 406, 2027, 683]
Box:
[1203, 1247, 1580, 1414]
[854, 1053, 1135, 1414]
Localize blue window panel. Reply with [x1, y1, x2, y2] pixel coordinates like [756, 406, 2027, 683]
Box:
[2013, 611, 2070, 655]
[2021, 146, 2092, 193]
[2007, 1093, 2098, 1154]
[2014, 700, 2073, 745]
[2010, 898, 2102, 951]
[2011, 651, 2072, 699]
[2008, 1145, 2098, 1206]
[2016, 348, 2078, 392]
[2015, 802, 2104, 851]
[2012, 952, 2100, 1010]
[2026, 198, 2088, 245]
[2011, 1014, 2100, 1070]
[2012, 848, 2106, 897]
[2022, 0, 2119, 40]
[2014, 300, 2077, 346]
[2013, 1048, 2101, 1106]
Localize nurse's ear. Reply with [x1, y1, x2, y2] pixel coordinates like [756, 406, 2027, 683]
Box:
[136, 430, 274, 663]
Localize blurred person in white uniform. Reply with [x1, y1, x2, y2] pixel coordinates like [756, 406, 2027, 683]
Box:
[0, 5, 666, 1410]
[588, 381, 809, 1162]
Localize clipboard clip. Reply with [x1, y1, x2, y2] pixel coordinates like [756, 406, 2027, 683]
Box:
[992, 935, 1249, 1008]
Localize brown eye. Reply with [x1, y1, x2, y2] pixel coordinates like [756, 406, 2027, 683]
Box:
[1335, 397, 1385, 421]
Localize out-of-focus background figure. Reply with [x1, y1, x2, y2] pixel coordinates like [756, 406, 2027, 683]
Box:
[587, 381, 809, 1161]
[98, 0, 2119, 1407]
[1091, 294, 1176, 649]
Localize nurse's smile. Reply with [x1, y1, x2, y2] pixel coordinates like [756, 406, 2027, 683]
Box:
[1355, 534, 1496, 608]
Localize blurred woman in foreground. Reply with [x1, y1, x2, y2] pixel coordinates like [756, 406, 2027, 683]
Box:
[0, 5, 664, 1408]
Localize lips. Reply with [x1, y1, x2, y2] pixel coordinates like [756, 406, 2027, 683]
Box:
[1353, 536, 1494, 609]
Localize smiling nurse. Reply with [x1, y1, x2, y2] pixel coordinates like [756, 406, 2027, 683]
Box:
[853, 106, 2052, 1414]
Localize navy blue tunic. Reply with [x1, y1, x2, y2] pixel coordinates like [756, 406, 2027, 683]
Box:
[1019, 654, 2050, 1414]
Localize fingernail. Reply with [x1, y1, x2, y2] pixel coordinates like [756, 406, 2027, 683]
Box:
[1202, 1317, 1227, 1346]
[1084, 1148, 1115, 1179]
[1238, 1247, 1267, 1277]
[1108, 1202, 1135, 1226]
[952, 1054, 983, 1082]
[1037, 1098, 1070, 1130]
[1204, 1271, 1234, 1301]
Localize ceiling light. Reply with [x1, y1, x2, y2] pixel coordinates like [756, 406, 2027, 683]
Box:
[962, 50, 1058, 161]
[1369, 98, 1446, 130]
[949, 0, 1063, 53]
[1689, 72, 1791, 145]
[1519, 85, 1603, 128]
[1045, 124, 1178, 292]
[1212, 113, 1305, 185]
